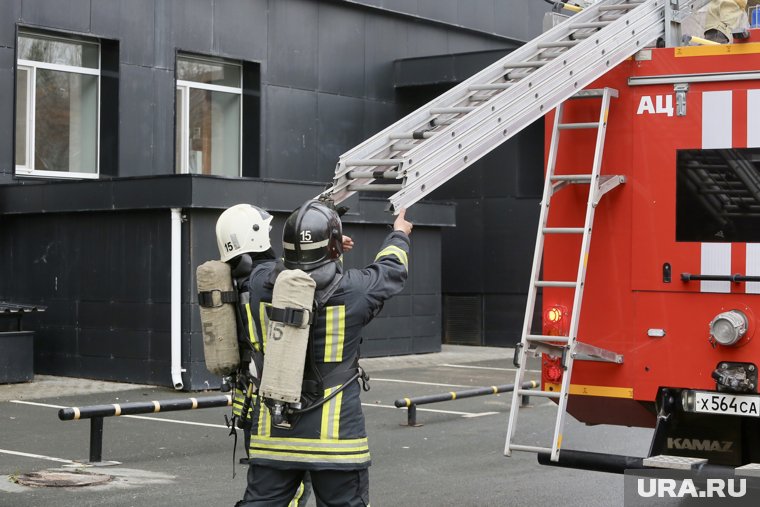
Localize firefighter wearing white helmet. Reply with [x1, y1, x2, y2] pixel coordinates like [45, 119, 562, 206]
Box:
[212, 204, 276, 426]
[237, 200, 413, 507]
[197, 204, 275, 379]
[216, 203, 274, 263]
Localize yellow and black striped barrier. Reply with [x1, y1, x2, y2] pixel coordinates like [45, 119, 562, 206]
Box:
[393, 381, 538, 427]
[58, 394, 232, 463]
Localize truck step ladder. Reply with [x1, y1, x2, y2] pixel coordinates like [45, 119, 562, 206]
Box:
[504, 87, 625, 463]
[319, 0, 709, 211]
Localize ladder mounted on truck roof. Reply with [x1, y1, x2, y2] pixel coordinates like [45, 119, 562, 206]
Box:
[318, 0, 710, 212]
[317, 0, 711, 464]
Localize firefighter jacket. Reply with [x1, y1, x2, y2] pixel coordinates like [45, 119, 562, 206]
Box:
[243, 230, 410, 471]
[705, 0, 748, 39]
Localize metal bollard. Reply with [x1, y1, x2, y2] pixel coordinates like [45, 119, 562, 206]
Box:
[59, 394, 232, 463]
[394, 380, 539, 426]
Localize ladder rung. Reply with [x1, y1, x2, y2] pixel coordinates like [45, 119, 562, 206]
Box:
[518, 389, 559, 399]
[543, 227, 584, 234]
[469, 83, 513, 91]
[599, 13, 625, 21]
[526, 335, 571, 343]
[345, 159, 400, 167]
[347, 170, 399, 180]
[429, 118, 456, 127]
[571, 89, 607, 99]
[430, 107, 475, 115]
[558, 122, 600, 130]
[469, 94, 492, 102]
[551, 174, 592, 183]
[570, 32, 594, 40]
[571, 21, 611, 29]
[505, 61, 547, 69]
[509, 444, 553, 454]
[535, 281, 577, 288]
[506, 70, 533, 80]
[347, 184, 403, 192]
[538, 49, 571, 60]
[598, 4, 638, 11]
[388, 132, 435, 140]
[574, 342, 624, 364]
[391, 142, 418, 152]
[537, 40, 580, 49]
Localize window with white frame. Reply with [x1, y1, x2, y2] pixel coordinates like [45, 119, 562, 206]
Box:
[16, 32, 100, 178]
[176, 55, 242, 176]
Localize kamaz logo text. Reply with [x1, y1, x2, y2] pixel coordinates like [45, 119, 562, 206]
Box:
[667, 438, 733, 453]
[636, 95, 674, 117]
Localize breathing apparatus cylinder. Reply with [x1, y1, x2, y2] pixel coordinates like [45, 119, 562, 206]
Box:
[259, 268, 316, 427]
[196, 260, 241, 376]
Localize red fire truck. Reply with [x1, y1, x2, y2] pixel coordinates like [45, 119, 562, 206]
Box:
[532, 27, 760, 472]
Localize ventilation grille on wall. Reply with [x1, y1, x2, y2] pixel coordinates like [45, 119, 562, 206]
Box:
[444, 295, 482, 346]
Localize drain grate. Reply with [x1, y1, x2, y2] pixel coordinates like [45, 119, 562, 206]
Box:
[15, 470, 112, 488]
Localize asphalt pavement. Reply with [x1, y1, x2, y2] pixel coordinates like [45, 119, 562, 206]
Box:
[0, 345, 653, 506]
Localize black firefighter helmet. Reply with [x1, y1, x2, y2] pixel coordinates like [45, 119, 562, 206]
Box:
[282, 200, 343, 271]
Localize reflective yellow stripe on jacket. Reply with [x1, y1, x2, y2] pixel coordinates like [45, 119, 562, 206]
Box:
[257, 399, 271, 438]
[324, 306, 345, 362]
[321, 385, 344, 440]
[374, 245, 408, 270]
[244, 303, 260, 351]
[249, 436, 370, 465]
[233, 389, 257, 420]
[232, 388, 245, 417]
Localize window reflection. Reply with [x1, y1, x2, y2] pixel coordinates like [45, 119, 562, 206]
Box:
[676, 148, 760, 242]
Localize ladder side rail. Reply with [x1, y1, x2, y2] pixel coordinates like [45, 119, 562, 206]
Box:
[504, 102, 567, 457]
[388, 3, 666, 210]
[324, 0, 642, 203]
[548, 89, 616, 462]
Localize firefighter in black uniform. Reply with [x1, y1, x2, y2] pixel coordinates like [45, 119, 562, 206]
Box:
[237, 200, 413, 507]
[217, 204, 318, 507]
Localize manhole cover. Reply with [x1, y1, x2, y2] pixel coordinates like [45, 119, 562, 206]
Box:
[15, 471, 112, 488]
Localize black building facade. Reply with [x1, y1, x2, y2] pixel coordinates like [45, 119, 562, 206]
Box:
[0, 0, 549, 389]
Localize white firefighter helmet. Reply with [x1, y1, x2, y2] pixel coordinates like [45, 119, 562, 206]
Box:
[216, 204, 273, 262]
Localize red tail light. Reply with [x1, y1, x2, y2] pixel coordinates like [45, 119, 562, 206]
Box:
[542, 305, 569, 388]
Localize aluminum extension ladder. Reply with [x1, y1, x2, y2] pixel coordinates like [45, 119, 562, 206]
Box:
[318, 0, 710, 210]
[504, 87, 625, 463]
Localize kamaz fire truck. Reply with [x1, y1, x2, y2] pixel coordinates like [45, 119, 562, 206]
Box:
[320, 0, 760, 475]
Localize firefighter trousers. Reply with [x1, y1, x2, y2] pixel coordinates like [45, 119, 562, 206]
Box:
[238, 465, 369, 507]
